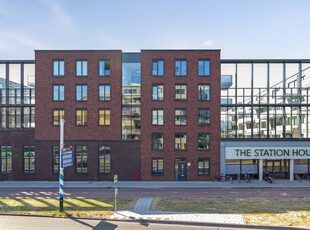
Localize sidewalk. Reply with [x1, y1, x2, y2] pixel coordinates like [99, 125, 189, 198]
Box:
[1, 179, 310, 189]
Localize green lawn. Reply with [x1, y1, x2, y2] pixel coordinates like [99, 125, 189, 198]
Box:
[151, 197, 310, 229]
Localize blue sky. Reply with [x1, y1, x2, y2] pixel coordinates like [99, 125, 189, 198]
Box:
[0, 0, 309, 59]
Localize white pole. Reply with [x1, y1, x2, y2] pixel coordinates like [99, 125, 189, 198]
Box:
[259, 159, 263, 181]
[59, 119, 65, 211]
[290, 159, 294, 181]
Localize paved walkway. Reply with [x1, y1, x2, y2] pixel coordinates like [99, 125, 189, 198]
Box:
[1, 180, 310, 189]
[112, 197, 245, 225]
[133, 198, 153, 213]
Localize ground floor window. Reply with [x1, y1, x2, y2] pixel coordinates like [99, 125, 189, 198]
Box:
[23, 146, 35, 174]
[0, 146, 12, 173]
[99, 146, 110, 173]
[198, 158, 210, 176]
[76, 146, 87, 173]
[53, 146, 60, 174]
[152, 158, 164, 176]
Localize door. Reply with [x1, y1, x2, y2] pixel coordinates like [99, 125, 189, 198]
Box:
[178, 161, 187, 181]
[264, 160, 283, 179]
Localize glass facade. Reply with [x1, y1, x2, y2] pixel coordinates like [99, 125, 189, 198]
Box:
[122, 53, 141, 140]
[0, 62, 35, 129]
[221, 61, 310, 139]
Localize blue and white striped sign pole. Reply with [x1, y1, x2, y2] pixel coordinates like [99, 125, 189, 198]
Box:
[59, 119, 65, 212]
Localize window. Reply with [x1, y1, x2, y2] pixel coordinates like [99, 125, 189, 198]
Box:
[76, 146, 87, 173]
[76, 85, 87, 101]
[198, 85, 210, 101]
[8, 107, 21, 128]
[53, 85, 64, 101]
[53, 109, 64, 125]
[152, 109, 164, 125]
[23, 146, 35, 174]
[175, 85, 187, 100]
[152, 134, 164, 150]
[152, 158, 164, 176]
[76, 109, 87, 126]
[99, 85, 111, 101]
[198, 158, 210, 176]
[198, 109, 210, 125]
[23, 107, 35, 128]
[0, 146, 12, 174]
[175, 109, 187, 126]
[53, 60, 64, 76]
[198, 60, 210, 76]
[175, 134, 187, 150]
[175, 60, 187, 76]
[52, 146, 60, 174]
[99, 109, 110, 125]
[198, 133, 210, 150]
[152, 60, 164, 76]
[99, 60, 111, 76]
[76, 60, 87, 76]
[99, 146, 110, 173]
[152, 85, 164, 101]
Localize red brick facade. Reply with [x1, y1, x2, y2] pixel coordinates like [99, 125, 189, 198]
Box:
[35, 50, 123, 141]
[140, 50, 221, 181]
[1, 49, 221, 181]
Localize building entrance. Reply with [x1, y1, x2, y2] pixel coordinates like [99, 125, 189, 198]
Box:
[263, 160, 289, 179]
[175, 158, 187, 181]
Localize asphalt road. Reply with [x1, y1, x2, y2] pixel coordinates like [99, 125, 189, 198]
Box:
[0, 188, 309, 198]
[0, 215, 266, 230]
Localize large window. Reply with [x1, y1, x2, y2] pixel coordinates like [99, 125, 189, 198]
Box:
[53, 109, 64, 126]
[152, 109, 164, 125]
[175, 85, 187, 100]
[152, 158, 164, 176]
[99, 85, 111, 101]
[175, 134, 187, 150]
[198, 133, 210, 150]
[76, 146, 87, 173]
[152, 85, 164, 101]
[52, 146, 60, 174]
[198, 85, 210, 101]
[76, 60, 87, 76]
[53, 85, 64, 101]
[198, 158, 210, 176]
[0, 146, 12, 174]
[175, 60, 187, 76]
[53, 60, 64, 77]
[76, 85, 87, 101]
[76, 109, 87, 126]
[175, 109, 187, 126]
[99, 109, 110, 125]
[99, 146, 110, 173]
[99, 60, 111, 76]
[8, 107, 21, 128]
[23, 146, 35, 174]
[198, 60, 210, 76]
[152, 134, 164, 150]
[152, 60, 164, 76]
[198, 109, 210, 125]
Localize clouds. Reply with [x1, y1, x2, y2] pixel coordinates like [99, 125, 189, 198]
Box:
[202, 40, 214, 47]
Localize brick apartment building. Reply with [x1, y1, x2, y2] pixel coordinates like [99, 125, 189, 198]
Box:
[0, 49, 220, 181]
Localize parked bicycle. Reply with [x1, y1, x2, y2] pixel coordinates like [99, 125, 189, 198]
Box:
[225, 174, 233, 184]
[295, 173, 302, 182]
[264, 171, 273, 183]
[302, 172, 310, 181]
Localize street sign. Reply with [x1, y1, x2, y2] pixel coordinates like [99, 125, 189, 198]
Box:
[114, 174, 118, 183]
[61, 147, 74, 168]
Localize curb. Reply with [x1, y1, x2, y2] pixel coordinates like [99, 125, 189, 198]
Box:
[0, 213, 307, 230]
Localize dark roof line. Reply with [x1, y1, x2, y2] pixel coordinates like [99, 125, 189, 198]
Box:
[0, 60, 34, 63]
[221, 59, 310, 63]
